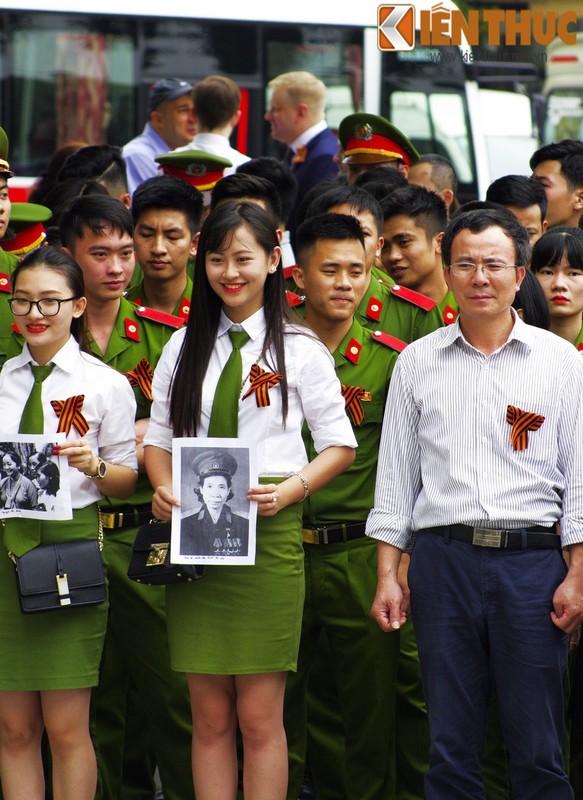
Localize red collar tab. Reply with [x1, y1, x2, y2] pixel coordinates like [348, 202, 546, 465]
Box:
[0, 273, 11, 293]
[286, 290, 304, 307]
[365, 296, 383, 321]
[135, 305, 185, 329]
[390, 284, 437, 311]
[283, 264, 297, 280]
[371, 330, 407, 353]
[124, 317, 140, 342]
[442, 304, 458, 325]
[177, 297, 190, 322]
[344, 337, 362, 365]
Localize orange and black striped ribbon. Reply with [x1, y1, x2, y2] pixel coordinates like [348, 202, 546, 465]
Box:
[126, 359, 153, 401]
[241, 364, 283, 407]
[506, 404, 545, 451]
[341, 384, 366, 427]
[50, 395, 89, 437]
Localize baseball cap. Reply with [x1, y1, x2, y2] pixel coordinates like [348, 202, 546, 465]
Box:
[148, 78, 193, 114]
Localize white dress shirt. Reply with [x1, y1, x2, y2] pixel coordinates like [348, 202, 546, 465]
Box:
[0, 336, 138, 508]
[174, 132, 250, 176]
[145, 307, 357, 475]
[366, 313, 583, 549]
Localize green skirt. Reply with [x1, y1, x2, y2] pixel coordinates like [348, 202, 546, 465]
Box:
[0, 504, 108, 691]
[166, 493, 304, 675]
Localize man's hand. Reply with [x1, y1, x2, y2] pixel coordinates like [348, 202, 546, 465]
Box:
[551, 572, 583, 634]
[371, 574, 408, 632]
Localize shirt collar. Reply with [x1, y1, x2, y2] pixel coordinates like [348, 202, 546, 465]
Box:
[290, 120, 327, 151]
[436, 308, 532, 353]
[217, 307, 266, 342]
[4, 334, 80, 374]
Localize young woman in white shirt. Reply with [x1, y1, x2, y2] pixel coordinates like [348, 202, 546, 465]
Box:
[144, 201, 356, 800]
[0, 247, 138, 800]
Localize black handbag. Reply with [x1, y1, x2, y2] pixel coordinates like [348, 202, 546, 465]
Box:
[127, 519, 205, 585]
[14, 539, 106, 614]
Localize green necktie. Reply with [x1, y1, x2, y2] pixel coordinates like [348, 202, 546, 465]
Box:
[5, 363, 55, 556]
[207, 330, 250, 438]
[19, 363, 55, 434]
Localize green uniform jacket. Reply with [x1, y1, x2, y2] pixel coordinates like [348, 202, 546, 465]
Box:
[0, 249, 23, 365]
[89, 295, 178, 508]
[125, 274, 193, 326]
[302, 319, 402, 525]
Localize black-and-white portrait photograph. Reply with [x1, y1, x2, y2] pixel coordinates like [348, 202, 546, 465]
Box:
[171, 438, 257, 565]
[0, 433, 72, 519]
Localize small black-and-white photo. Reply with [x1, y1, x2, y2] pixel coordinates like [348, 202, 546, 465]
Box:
[0, 434, 72, 519]
[171, 437, 257, 565]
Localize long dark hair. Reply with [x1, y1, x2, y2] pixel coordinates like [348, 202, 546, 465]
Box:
[530, 227, 583, 274]
[12, 246, 89, 350]
[169, 201, 291, 436]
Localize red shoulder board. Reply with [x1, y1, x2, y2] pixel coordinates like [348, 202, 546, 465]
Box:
[442, 304, 458, 325]
[344, 337, 362, 365]
[286, 290, 304, 307]
[390, 284, 438, 311]
[371, 330, 407, 353]
[283, 264, 298, 280]
[177, 296, 190, 323]
[0, 273, 11, 293]
[135, 305, 184, 329]
[124, 317, 140, 342]
[365, 296, 383, 321]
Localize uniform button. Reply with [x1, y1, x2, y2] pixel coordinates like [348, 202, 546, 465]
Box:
[370, 303, 379, 312]
[445, 311, 454, 320]
[128, 324, 137, 333]
[393, 285, 401, 291]
[349, 346, 359, 355]
[182, 305, 189, 314]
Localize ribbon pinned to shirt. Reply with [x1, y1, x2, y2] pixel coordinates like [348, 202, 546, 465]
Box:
[506, 404, 545, 451]
[126, 358, 153, 401]
[50, 395, 89, 437]
[241, 364, 282, 407]
[341, 384, 367, 427]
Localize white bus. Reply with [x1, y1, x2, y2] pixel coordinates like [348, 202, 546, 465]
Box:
[0, 0, 538, 200]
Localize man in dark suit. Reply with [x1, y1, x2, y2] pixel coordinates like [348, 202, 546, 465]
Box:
[265, 71, 339, 237]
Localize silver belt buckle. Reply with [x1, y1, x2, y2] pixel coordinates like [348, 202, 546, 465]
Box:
[472, 527, 504, 548]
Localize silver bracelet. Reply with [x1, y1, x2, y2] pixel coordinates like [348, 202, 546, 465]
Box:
[291, 471, 309, 501]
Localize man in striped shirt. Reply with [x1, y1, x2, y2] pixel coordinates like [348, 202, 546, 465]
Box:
[366, 206, 583, 799]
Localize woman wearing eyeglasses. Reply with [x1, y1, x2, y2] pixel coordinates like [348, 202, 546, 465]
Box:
[0, 246, 137, 800]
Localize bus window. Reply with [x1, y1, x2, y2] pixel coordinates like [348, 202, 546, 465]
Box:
[11, 17, 134, 174]
[387, 90, 473, 185]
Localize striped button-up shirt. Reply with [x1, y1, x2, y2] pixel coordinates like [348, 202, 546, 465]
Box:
[366, 313, 583, 550]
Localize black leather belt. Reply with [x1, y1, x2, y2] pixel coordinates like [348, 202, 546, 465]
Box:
[302, 522, 366, 546]
[422, 524, 560, 550]
[101, 504, 153, 530]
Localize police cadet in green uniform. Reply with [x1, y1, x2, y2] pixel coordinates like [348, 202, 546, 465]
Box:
[126, 174, 202, 325]
[302, 183, 444, 341]
[283, 212, 404, 800]
[381, 184, 458, 326]
[59, 195, 194, 800]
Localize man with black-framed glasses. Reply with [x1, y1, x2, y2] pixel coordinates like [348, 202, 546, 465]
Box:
[367, 206, 583, 799]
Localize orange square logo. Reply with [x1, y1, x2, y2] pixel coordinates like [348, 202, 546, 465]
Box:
[378, 5, 415, 51]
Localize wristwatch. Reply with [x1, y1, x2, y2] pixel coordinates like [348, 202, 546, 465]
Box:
[84, 456, 107, 480]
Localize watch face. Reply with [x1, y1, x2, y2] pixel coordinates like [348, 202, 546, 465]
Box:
[98, 459, 107, 478]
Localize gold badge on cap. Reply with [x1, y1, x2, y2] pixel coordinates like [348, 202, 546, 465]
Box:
[187, 163, 207, 177]
[354, 123, 373, 141]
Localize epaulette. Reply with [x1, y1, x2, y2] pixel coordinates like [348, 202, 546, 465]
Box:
[371, 330, 407, 353]
[286, 291, 304, 307]
[134, 305, 185, 329]
[390, 284, 438, 311]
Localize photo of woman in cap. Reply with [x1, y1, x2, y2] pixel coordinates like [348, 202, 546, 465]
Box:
[144, 201, 356, 800]
[181, 450, 248, 557]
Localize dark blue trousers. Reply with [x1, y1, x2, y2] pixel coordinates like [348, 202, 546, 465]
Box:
[408, 533, 572, 800]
